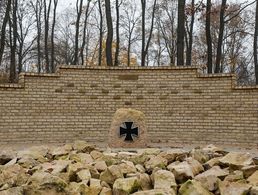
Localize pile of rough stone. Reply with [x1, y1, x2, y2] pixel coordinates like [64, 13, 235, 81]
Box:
[0, 141, 258, 195]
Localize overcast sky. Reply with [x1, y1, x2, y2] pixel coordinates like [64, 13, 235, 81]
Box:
[57, 0, 256, 11]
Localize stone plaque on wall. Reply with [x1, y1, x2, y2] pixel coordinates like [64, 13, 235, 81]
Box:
[109, 108, 147, 148]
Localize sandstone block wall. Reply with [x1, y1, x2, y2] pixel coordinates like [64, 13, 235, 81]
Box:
[0, 66, 257, 147]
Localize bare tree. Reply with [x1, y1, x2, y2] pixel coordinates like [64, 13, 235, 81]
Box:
[157, 0, 177, 66]
[97, 0, 103, 66]
[185, 0, 195, 66]
[105, 0, 113, 66]
[206, 0, 212, 73]
[141, 0, 157, 66]
[55, 9, 75, 65]
[50, 0, 58, 72]
[43, 0, 52, 72]
[80, 0, 91, 66]
[121, 0, 140, 66]
[215, 0, 227, 73]
[114, 0, 122, 66]
[0, 0, 12, 66]
[31, 0, 43, 73]
[254, 0, 258, 84]
[177, 0, 186, 66]
[9, 0, 18, 82]
[73, 0, 83, 65]
[17, 0, 36, 73]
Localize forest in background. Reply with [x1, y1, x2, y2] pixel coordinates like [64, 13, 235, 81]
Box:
[0, 0, 258, 85]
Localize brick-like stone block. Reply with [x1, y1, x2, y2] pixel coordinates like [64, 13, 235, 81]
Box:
[118, 75, 139, 81]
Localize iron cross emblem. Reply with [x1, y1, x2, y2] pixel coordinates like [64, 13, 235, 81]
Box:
[120, 122, 138, 142]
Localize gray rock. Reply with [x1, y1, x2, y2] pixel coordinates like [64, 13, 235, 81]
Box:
[219, 152, 254, 169]
[195, 166, 229, 191]
[113, 177, 141, 195]
[135, 164, 146, 173]
[27, 171, 67, 191]
[247, 170, 258, 186]
[179, 180, 213, 195]
[90, 150, 104, 160]
[95, 160, 108, 172]
[0, 187, 24, 195]
[218, 180, 251, 195]
[153, 170, 177, 190]
[250, 186, 258, 195]
[0, 164, 29, 189]
[76, 169, 91, 183]
[159, 149, 188, 164]
[137, 173, 152, 191]
[132, 189, 176, 195]
[100, 187, 113, 195]
[73, 140, 95, 153]
[190, 148, 209, 163]
[167, 161, 194, 183]
[144, 156, 168, 172]
[185, 157, 204, 176]
[0, 150, 16, 165]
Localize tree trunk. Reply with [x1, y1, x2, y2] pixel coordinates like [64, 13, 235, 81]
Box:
[32, 0, 43, 73]
[50, 0, 58, 72]
[9, 0, 18, 82]
[141, 0, 146, 66]
[254, 0, 258, 85]
[114, 0, 120, 66]
[44, 0, 51, 73]
[98, 0, 103, 66]
[141, 0, 156, 67]
[127, 40, 131, 67]
[215, 0, 227, 73]
[186, 0, 195, 66]
[0, 0, 12, 66]
[105, 0, 113, 66]
[206, 0, 212, 73]
[177, 0, 186, 66]
[73, 0, 83, 65]
[80, 0, 90, 66]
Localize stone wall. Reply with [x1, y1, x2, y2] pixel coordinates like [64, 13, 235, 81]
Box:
[0, 66, 257, 147]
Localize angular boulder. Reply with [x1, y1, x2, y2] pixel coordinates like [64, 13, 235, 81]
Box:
[137, 173, 152, 191]
[113, 177, 141, 195]
[95, 161, 108, 172]
[185, 157, 204, 175]
[190, 148, 209, 164]
[195, 166, 229, 191]
[0, 187, 24, 195]
[219, 152, 254, 168]
[250, 186, 258, 195]
[159, 149, 188, 164]
[0, 164, 29, 189]
[167, 161, 194, 183]
[100, 187, 113, 195]
[27, 171, 67, 192]
[85, 178, 102, 195]
[73, 140, 95, 153]
[76, 169, 91, 183]
[247, 171, 258, 186]
[144, 156, 168, 172]
[218, 180, 251, 195]
[0, 150, 16, 165]
[132, 189, 176, 195]
[178, 180, 213, 195]
[153, 170, 177, 190]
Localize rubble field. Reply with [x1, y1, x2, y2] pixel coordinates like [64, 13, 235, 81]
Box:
[0, 141, 258, 195]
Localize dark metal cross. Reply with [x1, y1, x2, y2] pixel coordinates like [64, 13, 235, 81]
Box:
[120, 122, 138, 142]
